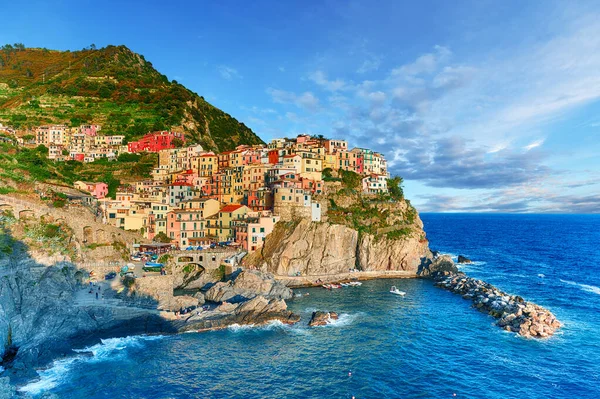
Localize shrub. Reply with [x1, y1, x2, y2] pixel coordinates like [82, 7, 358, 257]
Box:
[123, 275, 135, 288]
[52, 199, 66, 208]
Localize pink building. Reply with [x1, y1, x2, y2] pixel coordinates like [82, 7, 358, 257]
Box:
[241, 150, 261, 165]
[74, 181, 109, 199]
[235, 214, 281, 252]
[80, 124, 100, 136]
[301, 178, 323, 194]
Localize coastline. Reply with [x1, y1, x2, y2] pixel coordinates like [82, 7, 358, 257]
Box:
[274, 270, 417, 288]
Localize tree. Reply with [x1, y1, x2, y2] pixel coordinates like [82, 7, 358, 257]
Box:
[153, 232, 171, 243]
[387, 176, 404, 200]
[171, 137, 184, 148]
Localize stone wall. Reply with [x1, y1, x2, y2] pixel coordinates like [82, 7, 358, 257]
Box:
[0, 194, 146, 246]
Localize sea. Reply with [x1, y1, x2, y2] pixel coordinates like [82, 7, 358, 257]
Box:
[15, 214, 600, 398]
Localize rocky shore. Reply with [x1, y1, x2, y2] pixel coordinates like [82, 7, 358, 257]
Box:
[308, 311, 339, 327]
[433, 271, 561, 338]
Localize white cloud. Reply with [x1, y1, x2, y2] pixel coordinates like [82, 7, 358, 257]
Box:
[267, 88, 320, 112]
[217, 65, 241, 80]
[309, 70, 347, 91]
[524, 139, 545, 151]
[391, 45, 451, 77]
[357, 56, 382, 74]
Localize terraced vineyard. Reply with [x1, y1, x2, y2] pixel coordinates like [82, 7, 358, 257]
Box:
[0, 44, 263, 151]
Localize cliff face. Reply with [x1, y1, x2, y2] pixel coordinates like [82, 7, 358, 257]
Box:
[0, 255, 174, 376]
[246, 218, 432, 277]
[246, 179, 433, 277]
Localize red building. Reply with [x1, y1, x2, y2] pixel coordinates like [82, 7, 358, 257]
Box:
[268, 149, 280, 165]
[127, 131, 185, 153]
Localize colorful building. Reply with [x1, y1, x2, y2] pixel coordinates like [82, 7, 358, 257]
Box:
[127, 131, 185, 153]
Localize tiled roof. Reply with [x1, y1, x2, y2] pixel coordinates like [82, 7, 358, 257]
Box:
[220, 204, 244, 212]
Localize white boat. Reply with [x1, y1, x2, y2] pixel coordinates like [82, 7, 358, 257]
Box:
[348, 281, 362, 286]
[390, 286, 406, 296]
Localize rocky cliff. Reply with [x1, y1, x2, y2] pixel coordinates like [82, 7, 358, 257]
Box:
[246, 179, 434, 278]
[246, 217, 432, 277]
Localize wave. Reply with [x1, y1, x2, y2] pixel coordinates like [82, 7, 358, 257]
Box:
[227, 320, 290, 333]
[440, 252, 486, 267]
[19, 335, 164, 396]
[315, 312, 363, 328]
[560, 279, 600, 295]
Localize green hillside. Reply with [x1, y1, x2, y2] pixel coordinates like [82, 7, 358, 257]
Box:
[0, 44, 263, 151]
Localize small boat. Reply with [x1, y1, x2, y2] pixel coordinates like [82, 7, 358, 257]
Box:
[294, 293, 302, 298]
[390, 286, 406, 296]
[330, 284, 342, 289]
[143, 262, 164, 272]
[348, 281, 362, 286]
[322, 284, 332, 289]
[340, 283, 350, 287]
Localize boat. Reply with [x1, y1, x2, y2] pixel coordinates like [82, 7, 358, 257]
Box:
[340, 283, 350, 287]
[143, 262, 164, 272]
[322, 284, 332, 289]
[330, 284, 342, 289]
[390, 286, 406, 296]
[348, 281, 362, 286]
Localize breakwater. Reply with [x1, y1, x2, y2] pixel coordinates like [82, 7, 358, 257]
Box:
[434, 272, 561, 338]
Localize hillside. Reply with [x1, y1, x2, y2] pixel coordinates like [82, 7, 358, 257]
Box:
[0, 44, 263, 151]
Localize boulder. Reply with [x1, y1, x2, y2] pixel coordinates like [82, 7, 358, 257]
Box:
[178, 296, 300, 332]
[421, 254, 458, 277]
[204, 271, 292, 303]
[457, 255, 472, 264]
[308, 311, 339, 327]
[204, 281, 236, 303]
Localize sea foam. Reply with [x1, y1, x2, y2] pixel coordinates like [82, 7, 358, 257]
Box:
[19, 335, 164, 396]
[560, 279, 600, 295]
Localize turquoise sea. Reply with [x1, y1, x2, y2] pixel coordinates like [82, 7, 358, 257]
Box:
[18, 214, 600, 398]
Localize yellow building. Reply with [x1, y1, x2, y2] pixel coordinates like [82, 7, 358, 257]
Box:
[206, 204, 249, 242]
[323, 154, 337, 170]
[197, 153, 218, 177]
[178, 198, 220, 218]
[215, 167, 244, 204]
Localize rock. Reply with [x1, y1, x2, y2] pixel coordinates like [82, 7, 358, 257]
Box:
[244, 218, 432, 277]
[432, 270, 560, 339]
[179, 296, 300, 332]
[232, 270, 293, 300]
[457, 255, 472, 264]
[204, 281, 236, 303]
[308, 311, 339, 327]
[204, 271, 292, 303]
[422, 255, 458, 277]
[193, 291, 206, 305]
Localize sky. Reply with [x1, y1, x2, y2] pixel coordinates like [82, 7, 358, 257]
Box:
[2, 0, 600, 213]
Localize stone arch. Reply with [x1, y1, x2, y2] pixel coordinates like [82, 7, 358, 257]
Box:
[83, 226, 94, 243]
[19, 209, 35, 220]
[181, 263, 205, 275]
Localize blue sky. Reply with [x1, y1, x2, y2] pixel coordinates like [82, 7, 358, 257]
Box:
[2, 0, 600, 213]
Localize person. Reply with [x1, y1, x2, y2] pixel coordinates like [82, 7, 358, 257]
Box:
[95, 292, 98, 300]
